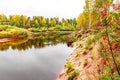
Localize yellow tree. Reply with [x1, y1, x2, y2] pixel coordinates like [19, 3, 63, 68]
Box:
[41, 16, 46, 25]
[50, 18, 57, 26]
[0, 14, 7, 21]
[35, 19, 39, 27]
[77, 0, 113, 29]
[77, 13, 88, 29]
[9, 15, 21, 26]
[21, 15, 27, 27]
[25, 17, 31, 28]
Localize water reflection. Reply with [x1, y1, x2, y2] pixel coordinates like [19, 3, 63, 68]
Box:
[0, 32, 71, 51]
[0, 32, 74, 80]
[0, 44, 74, 80]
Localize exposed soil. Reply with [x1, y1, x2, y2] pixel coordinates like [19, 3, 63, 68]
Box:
[0, 38, 13, 43]
[57, 39, 105, 80]
[0, 38, 27, 45]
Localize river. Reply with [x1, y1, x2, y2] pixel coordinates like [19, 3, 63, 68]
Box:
[0, 33, 74, 80]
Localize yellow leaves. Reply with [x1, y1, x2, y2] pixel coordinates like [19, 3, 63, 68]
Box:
[51, 18, 57, 26]
[21, 15, 27, 24]
[0, 25, 28, 38]
[0, 14, 77, 31]
[77, 13, 87, 28]
[48, 20, 51, 24]
[77, 11, 99, 28]
[41, 17, 46, 24]
[35, 20, 39, 26]
[64, 20, 69, 26]
[0, 14, 7, 21]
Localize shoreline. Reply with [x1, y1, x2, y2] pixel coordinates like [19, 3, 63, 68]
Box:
[57, 39, 104, 80]
[0, 38, 12, 43]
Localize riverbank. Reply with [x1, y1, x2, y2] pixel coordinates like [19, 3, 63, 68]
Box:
[57, 30, 104, 80]
[57, 28, 120, 80]
[0, 30, 73, 51]
[0, 25, 74, 38]
[57, 41, 103, 80]
[0, 25, 29, 38]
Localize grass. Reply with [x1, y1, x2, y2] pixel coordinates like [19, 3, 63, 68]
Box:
[76, 52, 80, 57]
[65, 62, 80, 80]
[86, 30, 103, 45]
[27, 25, 75, 32]
[65, 62, 74, 72]
[0, 25, 29, 38]
[68, 69, 80, 80]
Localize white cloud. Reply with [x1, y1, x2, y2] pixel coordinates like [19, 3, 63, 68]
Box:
[0, 0, 85, 19]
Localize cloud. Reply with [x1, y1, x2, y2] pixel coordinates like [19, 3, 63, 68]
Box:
[0, 0, 85, 19]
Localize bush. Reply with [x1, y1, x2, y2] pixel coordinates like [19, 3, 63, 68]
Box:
[68, 69, 80, 80]
[65, 62, 74, 71]
[76, 52, 80, 57]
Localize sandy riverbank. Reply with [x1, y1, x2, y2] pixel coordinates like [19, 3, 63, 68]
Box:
[57, 38, 104, 80]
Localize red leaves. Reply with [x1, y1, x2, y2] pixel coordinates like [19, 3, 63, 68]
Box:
[93, 26, 103, 30]
[102, 36, 108, 47]
[103, 36, 107, 41]
[110, 16, 113, 23]
[99, 8, 108, 16]
[103, 59, 107, 65]
[112, 43, 120, 52]
[102, 59, 108, 65]
[117, 31, 120, 37]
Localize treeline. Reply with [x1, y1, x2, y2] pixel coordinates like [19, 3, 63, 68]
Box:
[0, 14, 77, 31]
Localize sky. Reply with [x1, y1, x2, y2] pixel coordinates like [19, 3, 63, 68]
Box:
[0, 0, 85, 19]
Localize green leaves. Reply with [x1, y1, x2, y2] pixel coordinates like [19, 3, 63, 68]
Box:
[68, 69, 80, 80]
[65, 62, 74, 71]
[102, 75, 112, 80]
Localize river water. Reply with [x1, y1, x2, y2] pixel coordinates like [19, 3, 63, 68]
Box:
[0, 33, 74, 80]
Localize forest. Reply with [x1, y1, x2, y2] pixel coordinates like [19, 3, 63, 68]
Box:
[0, 0, 120, 80]
[0, 14, 77, 38]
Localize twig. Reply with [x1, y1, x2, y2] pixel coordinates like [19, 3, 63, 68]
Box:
[105, 25, 120, 75]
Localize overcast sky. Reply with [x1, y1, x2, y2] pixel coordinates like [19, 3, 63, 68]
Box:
[0, 0, 85, 19]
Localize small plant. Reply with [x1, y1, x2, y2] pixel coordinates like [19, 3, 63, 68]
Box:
[78, 44, 83, 48]
[86, 37, 93, 45]
[76, 52, 80, 57]
[68, 69, 80, 80]
[82, 50, 87, 55]
[113, 72, 120, 80]
[65, 62, 74, 71]
[88, 46, 93, 51]
[102, 75, 112, 80]
[83, 60, 88, 67]
[86, 31, 102, 45]
[90, 56, 94, 60]
[85, 45, 93, 51]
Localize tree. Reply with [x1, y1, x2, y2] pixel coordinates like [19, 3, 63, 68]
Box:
[77, 0, 113, 29]
[0, 14, 7, 21]
[41, 16, 46, 25]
